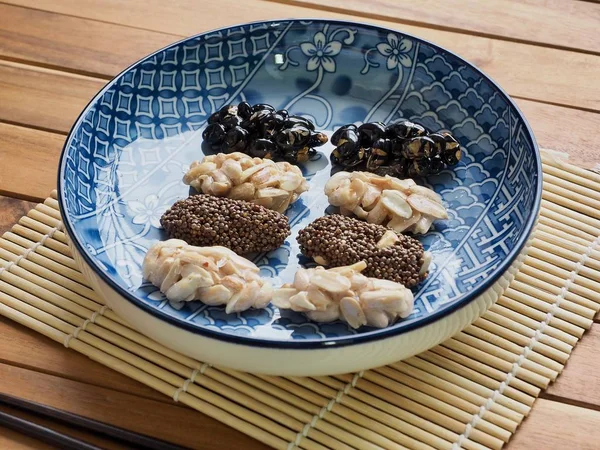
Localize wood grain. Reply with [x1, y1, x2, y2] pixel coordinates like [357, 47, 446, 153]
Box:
[505, 399, 600, 450]
[544, 325, 600, 408]
[0, 123, 63, 201]
[0, 60, 105, 133]
[0, 363, 268, 450]
[0, 317, 168, 404]
[0, 196, 35, 235]
[1, 2, 599, 112]
[282, 0, 600, 54]
[0, 3, 177, 78]
[514, 99, 600, 169]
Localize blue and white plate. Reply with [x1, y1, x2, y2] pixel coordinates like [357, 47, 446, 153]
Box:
[58, 19, 541, 375]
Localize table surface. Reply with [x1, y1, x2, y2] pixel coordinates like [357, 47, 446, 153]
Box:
[1, 1, 600, 448]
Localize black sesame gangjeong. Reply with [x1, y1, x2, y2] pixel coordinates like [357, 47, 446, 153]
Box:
[329, 120, 462, 178]
[297, 214, 432, 288]
[160, 195, 291, 254]
[202, 102, 328, 164]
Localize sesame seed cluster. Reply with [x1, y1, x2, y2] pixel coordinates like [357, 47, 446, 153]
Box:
[297, 214, 429, 288]
[160, 194, 290, 254]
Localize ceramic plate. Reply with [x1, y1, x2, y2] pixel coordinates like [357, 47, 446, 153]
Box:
[58, 19, 541, 349]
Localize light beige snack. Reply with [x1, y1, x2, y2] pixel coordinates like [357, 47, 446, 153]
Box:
[272, 261, 414, 329]
[143, 239, 272, 314]
[183, 152, 309, 213]
[324, 171, 448, 234]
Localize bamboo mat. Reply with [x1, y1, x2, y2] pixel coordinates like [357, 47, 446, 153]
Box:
[1, 152, 600, 450]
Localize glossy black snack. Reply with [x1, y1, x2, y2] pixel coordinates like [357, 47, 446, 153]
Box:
[237, 101, 253, 119]
[387, 120, 426, 140]
[402, 136, 435, 160]
[203, 102, 327, 164]
[225, 126, 249, 153]
[275, 126, 311, 151]
[308, 131, 329, 148]
[330, 119, 462, 178]
[247, 138, 278, 159]
[408, 157, 431, 177]
[252, 103, 276, 113]
[357, 122, 386, 147]
[221, 115, 243, 131]
[218, 104, 239, 121]
[331, 127, 359, 157]
[365, 139, 390, 171]
[284, 115, 315, 131]
[202, 123, 226, 146]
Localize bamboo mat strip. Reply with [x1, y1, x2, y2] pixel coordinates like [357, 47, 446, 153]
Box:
[1, 154, 599, 449]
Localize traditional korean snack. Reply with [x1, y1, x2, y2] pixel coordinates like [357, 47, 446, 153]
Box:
[143, 239, 273, 313]
[325, 171, 447, 234]
[202, 102, 328, 164]
[161, 195, 290, 254]
[183, 152, 308, 213]
[273, 261, 414, 329]
[330, 120, 461, 177]
[297, 214, 431, 288]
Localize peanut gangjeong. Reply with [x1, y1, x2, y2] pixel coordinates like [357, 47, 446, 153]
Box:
[183, 152, 309, 213]
[143, 239, 273, 313]
[273, 261, 414, 329]
[324, 171, 448, 234]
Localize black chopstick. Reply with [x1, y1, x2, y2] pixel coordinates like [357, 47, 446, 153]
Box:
[0, 393, 190, 450]
[0, 410, 103, 450]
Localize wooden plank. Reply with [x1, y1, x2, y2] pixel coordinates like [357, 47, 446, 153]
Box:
[505, 399, 600, 450]
[0, 60, 105, 134]
[545, 325, 600, 408]
[0, 61, 599, 206]
[0, 123, 64, 202]
[0, 4, 177, 78]
[0, 3, 599, 112]
[0, 317, 168, 404]
[1, 29, 599, 176]
[0, 363, 268, 450]
[0, 195, 35, 235]
[514, 98, 600, 170]
[4, 60, 600, 170]
[283, 0, 600, 54]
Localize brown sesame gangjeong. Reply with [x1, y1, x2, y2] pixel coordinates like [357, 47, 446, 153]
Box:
[161, 195, 290, 254]
[324, 171, 448, 234]
[183, 152, 309, 213]
[143, 239, 273, 313]
[272, 261, 414, 329]
[297, 214, 431, 287]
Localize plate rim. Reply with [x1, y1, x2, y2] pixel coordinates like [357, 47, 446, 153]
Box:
[57, 17, 542, 349]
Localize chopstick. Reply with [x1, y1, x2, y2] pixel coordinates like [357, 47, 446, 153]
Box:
[0, 392, 190, 450]
[0, 409, 102, 450]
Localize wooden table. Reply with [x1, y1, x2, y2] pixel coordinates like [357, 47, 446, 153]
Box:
[1, 1, 599, 448]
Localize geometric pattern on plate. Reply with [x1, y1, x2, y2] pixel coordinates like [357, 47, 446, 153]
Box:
[61, 20, 539, 340]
